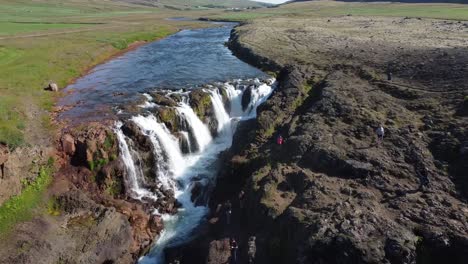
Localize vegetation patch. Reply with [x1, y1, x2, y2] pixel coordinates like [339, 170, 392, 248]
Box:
[0, 165, 53, 235]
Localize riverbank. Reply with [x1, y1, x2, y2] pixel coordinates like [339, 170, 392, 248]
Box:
[0, 2, 222, 262]
[167, 14, 468, 264]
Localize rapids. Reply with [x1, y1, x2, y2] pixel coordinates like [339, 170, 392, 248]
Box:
[117, 80, 276, 263]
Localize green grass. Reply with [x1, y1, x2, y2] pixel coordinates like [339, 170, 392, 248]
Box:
[0, 165, 53, 235]
[0, 22, 87, 35]
[99, 27, 174, 50]
[0, 94, 25, 147]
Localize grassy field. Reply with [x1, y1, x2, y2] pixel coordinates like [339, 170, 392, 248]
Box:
[208, 1, 468, 21]
[0, 0, 215, 147]
[1, 0, 468, 148]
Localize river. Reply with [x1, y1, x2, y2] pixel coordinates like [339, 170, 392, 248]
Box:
[60, 22, 275, 263]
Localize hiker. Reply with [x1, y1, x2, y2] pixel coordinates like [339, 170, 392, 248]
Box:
[247, 236, 256, 264]
[238, 190, 245, 209]
[276, 134, 284, 145]
[230, 238, 239, 263]
[387, 71, 393, 81]
[418, 166, 430, 191]
[225, 200, 232, 225]
[375, 125, 385, 145]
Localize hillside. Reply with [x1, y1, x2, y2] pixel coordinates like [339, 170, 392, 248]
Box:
[122, 0, 267, 8]
[290, 0, 468, 4]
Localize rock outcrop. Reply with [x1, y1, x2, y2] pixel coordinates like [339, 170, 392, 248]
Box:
[0, 122, 173, 263]
[169, 16, 468, 264]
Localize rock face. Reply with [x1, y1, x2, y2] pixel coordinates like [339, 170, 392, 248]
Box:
[171, 17, 468, 264]
[0, 123, 171, 263]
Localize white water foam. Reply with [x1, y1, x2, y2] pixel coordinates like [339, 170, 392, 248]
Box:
[116, 79, 276, 263]
[115, 123, 156, 200]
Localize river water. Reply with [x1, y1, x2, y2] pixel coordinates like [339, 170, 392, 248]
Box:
[60, 23, 275, 263]
[59, 23, 266, 121]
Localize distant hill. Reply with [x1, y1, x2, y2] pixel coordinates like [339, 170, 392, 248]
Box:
[119, 0, 269, 8]
[289, 0, 468, 4]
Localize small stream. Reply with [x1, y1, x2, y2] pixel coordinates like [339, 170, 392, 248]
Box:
[60, 23, 275, 263]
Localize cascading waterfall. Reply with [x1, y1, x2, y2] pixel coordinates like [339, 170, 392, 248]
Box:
[116, 78, 276, 263]
[176, 103, 212, 152]
[223, 83, 243, 118]
[207, 88, 232, 136]
[115, 125, 156, 199]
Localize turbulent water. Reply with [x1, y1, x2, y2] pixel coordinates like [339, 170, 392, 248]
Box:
[118, 80, 276, 263]
[60, 22, 274, 263]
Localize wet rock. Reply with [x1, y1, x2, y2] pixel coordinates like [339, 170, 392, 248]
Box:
[122, 121, 153, 152]
[242, 85, 253, 111]
[149, 92, 178, 107]
[154, 107, 179, 132]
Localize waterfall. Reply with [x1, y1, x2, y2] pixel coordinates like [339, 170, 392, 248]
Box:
[115, 124, 156, 200]
[223, 83, 243, 117]
[176, 103, 212, 152]
[115, 78, 276, 264]
[244, 82, 274, 119]
[132, 115, 185, 186]
[207, 88, 231, 136]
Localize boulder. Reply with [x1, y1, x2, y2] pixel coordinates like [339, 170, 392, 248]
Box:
[46, 82, 59, 92]
[61, 134, 76, 156]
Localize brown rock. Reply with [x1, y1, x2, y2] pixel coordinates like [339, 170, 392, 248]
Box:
[61, 134, 75, 156]
[0, 143, 9, 165]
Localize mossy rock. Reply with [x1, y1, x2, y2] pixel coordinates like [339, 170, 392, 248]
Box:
[149, 92, 178, 107]
[189, 90, 213, 121]
[219, 87, 231, 113]
[153, 107, 179, 132]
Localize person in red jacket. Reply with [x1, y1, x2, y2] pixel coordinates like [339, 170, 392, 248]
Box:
[276, 134, 284, 145]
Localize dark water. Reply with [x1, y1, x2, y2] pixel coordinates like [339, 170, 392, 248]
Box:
[58, 23, 266, 121]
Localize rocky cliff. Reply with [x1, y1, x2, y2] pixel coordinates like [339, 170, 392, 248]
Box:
[167, 15, 468, 264]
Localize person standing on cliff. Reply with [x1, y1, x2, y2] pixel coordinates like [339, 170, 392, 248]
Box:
[247, 236, 256, 263]
[376, 125, 385, 146]
[276, 134, 284, 145]
[418, 165, 430, 191]
[230, 238, 239, 263]
[225, 200, 232, 226]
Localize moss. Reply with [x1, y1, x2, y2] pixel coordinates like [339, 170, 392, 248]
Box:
[88, 158, 108, 172]
[252, 164, 272, 189]
[88, 160, 96, 171]
[153, 106, 181, 132]
[106, 178, 123, 197]
[189, 90, 213, 120]
[46, 197, 61, 217]
[103, 132, 115, 150]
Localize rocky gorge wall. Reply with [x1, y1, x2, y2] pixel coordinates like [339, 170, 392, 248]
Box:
[166, 16, 468, 264]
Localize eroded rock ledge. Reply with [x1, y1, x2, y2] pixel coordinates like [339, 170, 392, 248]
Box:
[167, 17, 468, 264]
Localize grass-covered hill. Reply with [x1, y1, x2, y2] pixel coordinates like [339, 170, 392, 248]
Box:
[120, 0, 268, 8]
[291, 0, 468, 4]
